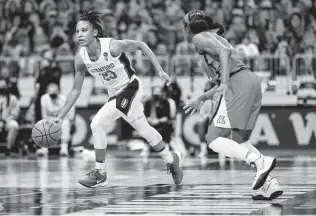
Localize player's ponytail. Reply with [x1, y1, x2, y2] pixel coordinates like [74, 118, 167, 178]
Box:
[188, 19, 209, 34]
[203, 14, 225, 35]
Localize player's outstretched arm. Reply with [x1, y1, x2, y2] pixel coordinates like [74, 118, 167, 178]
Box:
[110, 39, 171, 84]
[56, 54, 85, 120]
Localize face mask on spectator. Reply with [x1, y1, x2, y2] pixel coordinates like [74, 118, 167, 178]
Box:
[47, 83, 59, 99]
[49, 93, 58, 99]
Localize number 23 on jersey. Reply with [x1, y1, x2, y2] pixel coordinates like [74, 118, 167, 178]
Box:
[99, 70, 117, 82]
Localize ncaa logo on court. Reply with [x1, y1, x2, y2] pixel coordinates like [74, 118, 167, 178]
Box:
[121, 98, 129, 108]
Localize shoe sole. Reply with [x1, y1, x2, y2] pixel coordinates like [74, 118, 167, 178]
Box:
[253, 158, 277, 190]
[173, 151, 183, 185]
[78, 180, 108, 188]
[252, 190, 283, 200]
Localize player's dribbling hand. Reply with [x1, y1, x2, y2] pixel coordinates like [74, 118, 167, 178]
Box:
[215, 83, 228, 96]
[51, 117, 63, 126]
[158, 70, 171, 86]
[183, 98, 203, 115]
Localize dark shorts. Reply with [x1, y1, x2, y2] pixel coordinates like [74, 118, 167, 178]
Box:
[211, 70, 262, 130]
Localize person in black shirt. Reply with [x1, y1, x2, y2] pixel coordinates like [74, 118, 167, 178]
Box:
[34, 48, 62, 122]
[0, 63, 20, 99]
[144, 86, 173, 151]
[162, 76, 182, 111]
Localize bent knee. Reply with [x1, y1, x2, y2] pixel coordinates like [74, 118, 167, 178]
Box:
[90, 120, 98, 131]
[205, 126, 231, 144]
[6, 120, 19, 130]
[90, 117, 108, 131]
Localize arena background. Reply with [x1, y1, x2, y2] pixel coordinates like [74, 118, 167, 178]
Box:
[1, 0, 316, 152]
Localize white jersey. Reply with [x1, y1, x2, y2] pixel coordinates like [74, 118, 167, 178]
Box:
[41, 94, 75, 120]
[79, 38, 135, 97]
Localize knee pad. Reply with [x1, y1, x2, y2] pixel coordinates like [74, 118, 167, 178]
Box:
[208, 137, 224, 151]
[6, 120, 19, 131]
[90, 118, 108, 149]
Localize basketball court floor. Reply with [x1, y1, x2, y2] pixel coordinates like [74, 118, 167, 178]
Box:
[0, 152, 316, 216]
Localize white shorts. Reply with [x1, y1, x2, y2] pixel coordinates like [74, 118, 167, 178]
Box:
[94, 76, 144, 125]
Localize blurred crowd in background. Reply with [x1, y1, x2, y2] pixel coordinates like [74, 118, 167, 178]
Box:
[0, 0, 315, 79]
[0, 0, 316, 61]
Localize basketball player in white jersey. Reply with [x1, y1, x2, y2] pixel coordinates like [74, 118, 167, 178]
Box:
[182, 10, 282, 200]
[53, 9, 183, 188]
[40, 83, 75, 157]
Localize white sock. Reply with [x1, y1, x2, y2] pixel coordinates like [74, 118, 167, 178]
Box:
[60, 143, 68, 151]
[240, 140, 273, 181]
[209, 137, 259, 163]
[159, 147, 174, 164]
[201, 142, 207, 153]
[95, 162, 106, 172]
[240, 140, 261, 156]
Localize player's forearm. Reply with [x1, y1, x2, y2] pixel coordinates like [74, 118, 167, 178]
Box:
[57, 90, 80, 119]
[41, 107, 49, 119]
[67, 107, 76, 121]
[198, 87, 217, 102]
[219, 49, 232, 84]
[139, 42, 163, 72]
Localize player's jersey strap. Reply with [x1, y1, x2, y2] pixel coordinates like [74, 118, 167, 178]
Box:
[119, 53, 135, 78]
[108, 78, 139, 115]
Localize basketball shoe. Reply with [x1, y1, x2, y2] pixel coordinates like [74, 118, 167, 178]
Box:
[78, 169, 108, 188]
[251, 154, 277, 190]
[166, 152, 183, 185]
[252, 178, 283, 200]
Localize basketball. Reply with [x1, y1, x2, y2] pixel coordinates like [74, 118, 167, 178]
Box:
[32, 119, 61, 148]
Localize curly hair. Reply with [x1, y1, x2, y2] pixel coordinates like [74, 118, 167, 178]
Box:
[79, 8, 108, 38]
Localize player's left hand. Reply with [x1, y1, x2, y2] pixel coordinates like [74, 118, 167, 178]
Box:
[183, 98, 203, 115]
[158, 70, 171, 86]
[51, 117, 63, 126]
[215, 82, 228, 96]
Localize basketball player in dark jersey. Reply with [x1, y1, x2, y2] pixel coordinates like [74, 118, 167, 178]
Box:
[182, 10, 283, 200]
